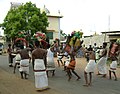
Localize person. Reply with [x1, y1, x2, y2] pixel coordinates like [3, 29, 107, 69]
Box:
[57, 51, 64, 67]
[19, 45, 31, 79]
[85, 45, 93, 62]
[32, 40, 49, 91]
[108, 42, 119, 81]
[66, 52, 81, 81]
[13, 48, 21, 74]
[117, 46, 120, 65]
[93, 43, 97, 52]
[46, 44, 56, 77]
[97, 42, 108, 78]
[7, 44, 15, 67]
[83, 49, 96, 87]
[109, 56, 118, 81]
[63, 54, 70, 71]
[95, 47, 100, 62]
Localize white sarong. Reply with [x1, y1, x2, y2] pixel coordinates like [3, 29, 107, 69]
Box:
[85, 60, 96, 73]
[34, 59, 48, 90]
[19, 59, 29, 74]
[109, 61, 117, 72]
[46, 49, 55, 71]
[15, 53, 21, 64]
[97, 57, 107, 74]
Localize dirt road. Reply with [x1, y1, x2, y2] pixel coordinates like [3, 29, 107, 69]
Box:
[0, 55, 120, 94]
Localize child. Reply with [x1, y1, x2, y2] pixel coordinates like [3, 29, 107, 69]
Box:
[66, 53, 81, 81]
[83, 50, 96, 87]
[109, 56, 118, 81]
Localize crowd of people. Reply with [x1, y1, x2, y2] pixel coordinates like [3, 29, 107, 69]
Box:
[6, 36, 120, 91]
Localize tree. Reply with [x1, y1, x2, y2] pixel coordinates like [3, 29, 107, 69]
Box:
[0, 2, 49, 42]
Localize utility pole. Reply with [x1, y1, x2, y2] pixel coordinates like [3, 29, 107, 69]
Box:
[104, 15, 110, 42]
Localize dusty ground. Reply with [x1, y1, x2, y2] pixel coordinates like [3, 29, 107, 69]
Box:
[0, 55, 120, 94]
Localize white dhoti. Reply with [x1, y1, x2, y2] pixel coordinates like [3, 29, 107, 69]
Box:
[19, 59, 29, 74]
[65, 60, 70, 67]
[46, 48, 55, 71]
[47, 58, 55, 71]
[34, 59, 48, 90]
[14, 53, 21, 65]
[109, 61, 117, 72]
[85, 60, 96, 73]
[57, 55, 63, 60]
[97, 57, 107, 74]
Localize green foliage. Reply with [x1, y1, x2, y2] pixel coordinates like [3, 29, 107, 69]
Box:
[1, 2, 49, 41]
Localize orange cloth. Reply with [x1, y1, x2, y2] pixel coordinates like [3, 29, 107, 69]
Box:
[67, 60, 76, 70]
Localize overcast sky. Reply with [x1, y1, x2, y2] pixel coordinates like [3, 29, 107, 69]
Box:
[0, 0, 120, 36]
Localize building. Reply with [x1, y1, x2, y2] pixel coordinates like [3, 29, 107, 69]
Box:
[82, 31, 120, 48]
[42, 6, 63, 42]
[101, 31, 120, 42]
[82, 34, 109, 48]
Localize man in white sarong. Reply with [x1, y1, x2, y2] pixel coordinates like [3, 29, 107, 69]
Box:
[18, 45, 31, 79]
[109, 59, 117, 81]
[46, 44, 56, 76]
[83, 49, 96, 87]
[97, 42, 107, 78]
[32, 40, 49, 91]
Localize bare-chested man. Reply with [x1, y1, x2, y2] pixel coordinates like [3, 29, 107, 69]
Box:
[19, 45, 31, 79]
[83, 49, 96, 87]
[97, 42, 107, 78]
[32, 40, 49, 91]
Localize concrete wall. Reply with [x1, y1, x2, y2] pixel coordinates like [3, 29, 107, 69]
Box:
[82, 34, 110, 48]
[47, 17, 59, 32]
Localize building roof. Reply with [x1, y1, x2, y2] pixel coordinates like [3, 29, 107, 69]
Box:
[47, 14, 63, 18]
[101, 31, 120, 36]
[101, 31, 120, 33]
[42, 5, 63, 18]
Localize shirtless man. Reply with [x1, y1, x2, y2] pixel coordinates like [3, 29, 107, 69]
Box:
[19, 45, 31, 79]
[32, 40, 49, 91]
[97, 42, 107, 78]
[83, 49, 96, 87]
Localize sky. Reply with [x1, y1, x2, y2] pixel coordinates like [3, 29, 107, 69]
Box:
[0, 0, 120, 36]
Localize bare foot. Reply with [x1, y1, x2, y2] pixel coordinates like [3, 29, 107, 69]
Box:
[68, 77, 71, 81]
[88, 83, 92, 86]
[13, 71, 15, 74]
[36, 87, 50, 92]
[102, 74, 106, 78]
[114, 79, 118, 81]
[76, 77, 81, 81]
[83, 84, 89, 87]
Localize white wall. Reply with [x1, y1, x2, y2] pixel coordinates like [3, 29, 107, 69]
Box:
[47, 17, 59, 32]
[82, 34, 109, 48]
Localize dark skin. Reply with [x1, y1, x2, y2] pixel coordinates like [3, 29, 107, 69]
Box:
[109, 57, 118, 81]
[32, 47, 47, 70]
[66, 54, 81, 81]
[19, 48, 31, 79]
[83, 51, 95, 87]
